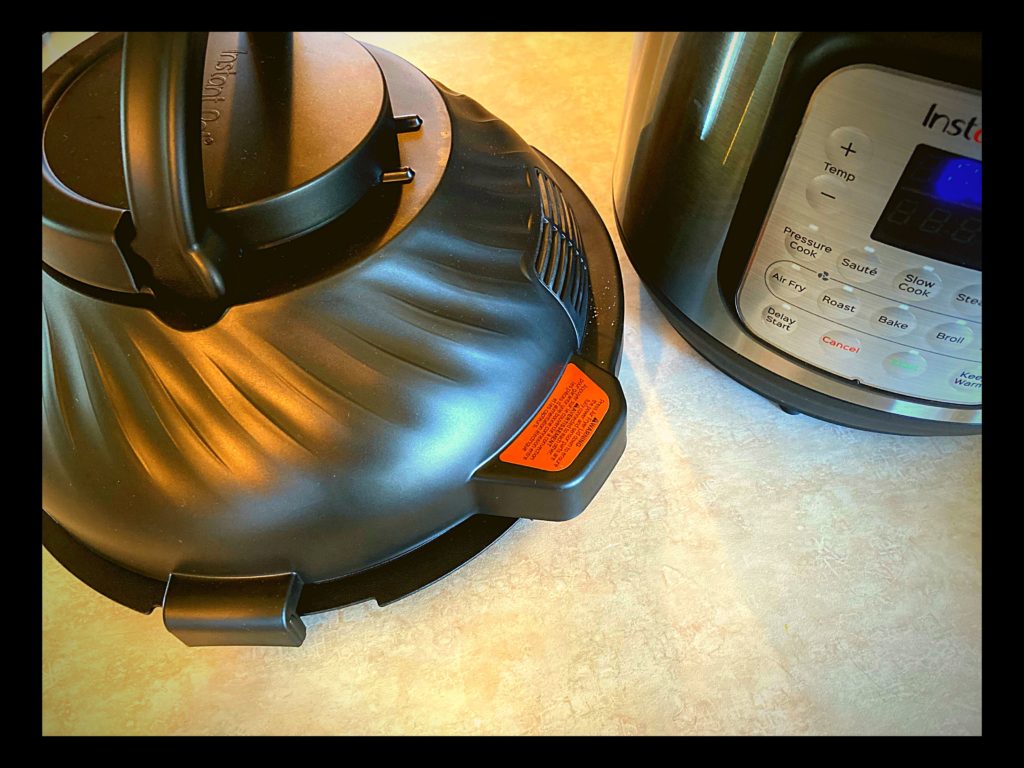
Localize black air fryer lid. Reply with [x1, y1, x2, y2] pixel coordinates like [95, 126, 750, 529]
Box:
[42, 32, 626, 647]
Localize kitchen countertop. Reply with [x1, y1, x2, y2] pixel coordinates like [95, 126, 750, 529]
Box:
[41, 32, 982, 736]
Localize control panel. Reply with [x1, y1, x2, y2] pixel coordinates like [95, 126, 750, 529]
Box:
[736, 66, 981, 406]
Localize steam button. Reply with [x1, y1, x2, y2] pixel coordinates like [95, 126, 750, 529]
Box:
[951, 284, 982, 319]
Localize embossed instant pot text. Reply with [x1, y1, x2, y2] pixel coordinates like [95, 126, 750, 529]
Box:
[200, 50, 247, 145]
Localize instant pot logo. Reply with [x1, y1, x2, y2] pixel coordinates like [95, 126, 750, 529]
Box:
[923, 103, 982, 143]
[200, 50, 247, 146]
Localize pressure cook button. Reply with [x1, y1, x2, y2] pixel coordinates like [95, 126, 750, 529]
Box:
[819, 330, 862, 356]
[951, 284, 982, 319]
[767, 262, 814, 300]
[949, 365, 982, 394]
[883, 351, 928, 379]
[893, 268, 942, 301]
[871, 306, 917, 337]
[762, 304, 799, 333]
[928, 321, 974, 351]
[818, 286, 862, 319]
[826, 127, 871, 171]
[837, 248, 881, 284]
[806, 175, 845, 214]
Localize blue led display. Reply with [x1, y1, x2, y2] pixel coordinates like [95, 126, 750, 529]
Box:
[933, 157, 982, 207]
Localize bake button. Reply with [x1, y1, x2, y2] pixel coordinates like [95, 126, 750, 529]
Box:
[818, 286, 862, 320]
[927, 321, 974, 351]
[871, 305, 917, 337]
[893, 268, 942, 301]
[819, 330, 862, 356]
[951, 284, 982, 319]
[826, 127, 871, 171]
[762, 303, 799, 333]
[766, 262, 815, 300]
[949, 365, 982, 394]
[883, 350, 928, 379]
[837, 248, 881, 283]
[806, 175, 846, 214]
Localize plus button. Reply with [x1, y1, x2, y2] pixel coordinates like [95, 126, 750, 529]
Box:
[841, 141, 857, 157]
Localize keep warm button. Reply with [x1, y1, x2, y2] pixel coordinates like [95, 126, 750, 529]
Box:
[893, 269, 942, 301]
[819, 330, 862, 356]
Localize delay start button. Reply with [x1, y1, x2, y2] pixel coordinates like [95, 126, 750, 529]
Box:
[893, 268, 942, 301]
[762, 304, 798, 333]
[819, 330, 861, 355]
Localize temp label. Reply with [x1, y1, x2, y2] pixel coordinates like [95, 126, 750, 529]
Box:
[499, 363, 609, 472]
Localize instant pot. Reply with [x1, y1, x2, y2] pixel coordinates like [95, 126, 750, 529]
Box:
[615, 32, 981, 435]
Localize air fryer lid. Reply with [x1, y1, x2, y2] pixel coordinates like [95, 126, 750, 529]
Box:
[42, 32, 626, 647]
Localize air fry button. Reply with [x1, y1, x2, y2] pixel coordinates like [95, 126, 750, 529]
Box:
[894, 268, 942, 301]
[819, 330, 861, 356]
[767, 262, 813, 300]
[762, 304, 798, 333]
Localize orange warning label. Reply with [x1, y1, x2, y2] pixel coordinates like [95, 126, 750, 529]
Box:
[499, 363, 609, 472]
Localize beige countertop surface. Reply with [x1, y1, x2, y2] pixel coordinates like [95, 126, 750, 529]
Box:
[42, 32, 982, 736]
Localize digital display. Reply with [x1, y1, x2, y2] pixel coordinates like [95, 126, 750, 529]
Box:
[871, 144, 981, 270]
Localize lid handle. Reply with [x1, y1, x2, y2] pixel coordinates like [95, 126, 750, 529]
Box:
[120, 32, 229, 304]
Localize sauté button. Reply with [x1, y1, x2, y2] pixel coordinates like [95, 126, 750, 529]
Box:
[951, 284, 982, 319]
[766, 261, 815, 300]
[928, 321, 974, 351]
[883, 351, 927, 379]
[837, 248, 881, 284]
[949, 365, 982, 394]
[893, 268, 942, 301]
[806, 175, 846, 214]
[819, 330, 862, 356]
[871, 306, 916, 338]
[826, 127, 871, 171]
[818, 286, 862, 320]
[762, 303, 799, 333]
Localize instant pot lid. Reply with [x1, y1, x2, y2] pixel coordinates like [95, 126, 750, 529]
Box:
[42, 32, 627, 647]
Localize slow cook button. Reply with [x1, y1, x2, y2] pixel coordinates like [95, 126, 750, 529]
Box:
[818, 287, 861, 319]
[893, 268, 942, 301]
[928, 321, 974, 351]
[762, 303, 799, 333]
[951, 284, 982, 319]
[883, 350, 928, 379]
[767, 262, 814, 300]
[872, 305, 917, 337]
[819, 330, 862, 356]
[837, 248, 881, 284]
[949, 365, 982, 394]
